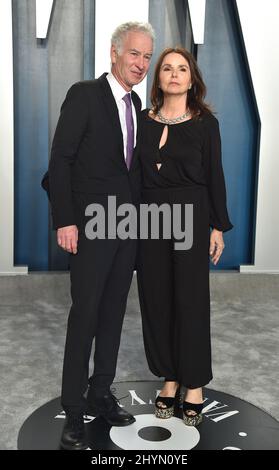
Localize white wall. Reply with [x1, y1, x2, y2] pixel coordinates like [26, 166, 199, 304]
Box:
[237, 0, 279, 272]
[0, 1, 27, 274]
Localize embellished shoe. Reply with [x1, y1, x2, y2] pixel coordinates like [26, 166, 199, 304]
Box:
[155, 385, 180, 419]
[183, 401, 203, 426]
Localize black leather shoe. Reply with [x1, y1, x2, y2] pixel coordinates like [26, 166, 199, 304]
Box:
[60, 413, 88, 450]
[87, 389, 135, 426]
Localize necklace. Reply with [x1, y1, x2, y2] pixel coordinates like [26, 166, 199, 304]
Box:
[157, 109, 191, 125]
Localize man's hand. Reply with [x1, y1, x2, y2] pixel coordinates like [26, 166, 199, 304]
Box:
[57, 225, 79, 254]
[209, 229, 225, 265]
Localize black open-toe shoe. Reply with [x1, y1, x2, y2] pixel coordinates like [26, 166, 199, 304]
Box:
[183, 401, 203, 426]
[155, 385, 180, 419]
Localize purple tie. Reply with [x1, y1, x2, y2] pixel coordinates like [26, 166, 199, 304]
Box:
[122, 93, 134, 170]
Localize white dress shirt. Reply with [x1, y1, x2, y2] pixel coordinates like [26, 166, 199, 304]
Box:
[106, 72, 137, 162]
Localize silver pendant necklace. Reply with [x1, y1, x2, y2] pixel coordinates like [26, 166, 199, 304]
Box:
[157, 109, 191, 125]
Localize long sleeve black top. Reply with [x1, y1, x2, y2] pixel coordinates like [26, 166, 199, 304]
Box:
[140, 110, 233, 232]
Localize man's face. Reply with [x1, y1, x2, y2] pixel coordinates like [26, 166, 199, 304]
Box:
[111, 31, 153, 91]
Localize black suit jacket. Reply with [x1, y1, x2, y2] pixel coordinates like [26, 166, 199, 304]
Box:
[46, 73, 142, 230]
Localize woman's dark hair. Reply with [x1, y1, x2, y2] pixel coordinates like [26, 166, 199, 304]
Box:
[150, 47, 212, 119]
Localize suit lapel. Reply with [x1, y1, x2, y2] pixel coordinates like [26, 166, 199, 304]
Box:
[130, 91, 142, 171]
[98, 73, 125, 167]
[98, 73, 142, 172]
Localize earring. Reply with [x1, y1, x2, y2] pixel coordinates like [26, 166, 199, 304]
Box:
[188, 84, 192, 90]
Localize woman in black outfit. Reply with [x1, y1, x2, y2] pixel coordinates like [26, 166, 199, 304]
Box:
[137, 47, 233, 426]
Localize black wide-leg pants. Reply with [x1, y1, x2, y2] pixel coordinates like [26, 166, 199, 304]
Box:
[61, 232, 136, 413]
[137, 186, 213, 389]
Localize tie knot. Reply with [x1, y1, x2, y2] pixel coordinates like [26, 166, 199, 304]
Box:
[122, 93, 132, 107]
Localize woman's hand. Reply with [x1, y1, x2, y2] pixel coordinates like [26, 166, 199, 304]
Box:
[209, 229, 225, 265]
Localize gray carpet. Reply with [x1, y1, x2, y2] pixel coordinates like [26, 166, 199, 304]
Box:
[0, 272, 278, 450]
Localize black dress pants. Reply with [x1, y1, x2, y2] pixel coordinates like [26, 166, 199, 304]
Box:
[61, 233, 137, 413]
[137, 186, 213, 389]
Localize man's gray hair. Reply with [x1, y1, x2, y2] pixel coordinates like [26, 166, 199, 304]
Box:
[111, 22, 155, 53]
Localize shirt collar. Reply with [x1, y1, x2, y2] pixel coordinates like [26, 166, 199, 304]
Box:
[106, 72, 131, 102]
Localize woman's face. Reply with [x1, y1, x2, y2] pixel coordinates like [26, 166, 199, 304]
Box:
[159, 52, 192, 97]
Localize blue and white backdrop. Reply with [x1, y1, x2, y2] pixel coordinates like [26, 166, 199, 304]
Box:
[0, 0, 278, 273]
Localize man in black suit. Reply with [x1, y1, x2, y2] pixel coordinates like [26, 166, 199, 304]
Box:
[48, 22, 154, 450]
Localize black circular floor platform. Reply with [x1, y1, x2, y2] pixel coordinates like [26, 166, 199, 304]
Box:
[18, 381, 279, 450]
